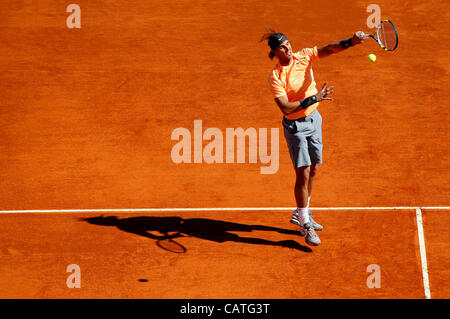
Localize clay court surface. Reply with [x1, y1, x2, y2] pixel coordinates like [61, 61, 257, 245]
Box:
[0, 0, 449, 299]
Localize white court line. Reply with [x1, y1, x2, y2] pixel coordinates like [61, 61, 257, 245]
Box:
[0, 206, 449, 214]
[415, 208, 431, 299]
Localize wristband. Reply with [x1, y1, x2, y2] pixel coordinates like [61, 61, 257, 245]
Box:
[339, 37, 354, 49]
[299, 95, 318, 109]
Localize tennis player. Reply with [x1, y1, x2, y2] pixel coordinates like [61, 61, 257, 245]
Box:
[262, 29, 365, 246]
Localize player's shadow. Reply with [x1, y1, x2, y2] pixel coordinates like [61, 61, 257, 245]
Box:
[81, 215, 312, 253]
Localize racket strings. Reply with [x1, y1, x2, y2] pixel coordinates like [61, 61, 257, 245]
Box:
[378, 21, 398, 50]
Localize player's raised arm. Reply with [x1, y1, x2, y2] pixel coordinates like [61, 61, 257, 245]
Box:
[317, 31, 366, 59]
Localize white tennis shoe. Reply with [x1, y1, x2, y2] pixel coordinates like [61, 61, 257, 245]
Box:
[290, 209, 321, 246]
[290, 209, 323, 232]
[300, 222, 321, 246]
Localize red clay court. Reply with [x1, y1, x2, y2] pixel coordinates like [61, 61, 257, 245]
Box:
[0, 0, 449, 299]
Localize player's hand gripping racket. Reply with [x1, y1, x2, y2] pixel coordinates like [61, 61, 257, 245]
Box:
[363, 19, 399, 51]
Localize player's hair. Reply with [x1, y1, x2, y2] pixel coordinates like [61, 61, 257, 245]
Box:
[260, 28, 278, 60]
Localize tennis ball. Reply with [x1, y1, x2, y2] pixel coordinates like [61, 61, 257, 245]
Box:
[368, 53, 377, 62]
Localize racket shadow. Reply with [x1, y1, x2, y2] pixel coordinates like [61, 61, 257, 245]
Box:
[80, 215, 312, 253]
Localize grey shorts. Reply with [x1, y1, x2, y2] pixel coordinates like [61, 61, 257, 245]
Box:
[282, 109, 323, 168]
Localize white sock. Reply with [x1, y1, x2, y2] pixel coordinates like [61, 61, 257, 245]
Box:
[297, 208, 310, 224]
[307, 196, 311, 209]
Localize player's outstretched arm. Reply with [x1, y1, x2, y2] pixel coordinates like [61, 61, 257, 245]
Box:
[317, 31, 365, 59]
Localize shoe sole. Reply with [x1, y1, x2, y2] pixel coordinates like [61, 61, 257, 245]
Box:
[306, 238, 321, 246]
[290, 218, 301, 226]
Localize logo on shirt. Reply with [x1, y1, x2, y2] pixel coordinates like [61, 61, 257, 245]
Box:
[295, 57, 306, 64]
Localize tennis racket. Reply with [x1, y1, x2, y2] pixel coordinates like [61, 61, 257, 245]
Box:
[363, 19, 399, 51]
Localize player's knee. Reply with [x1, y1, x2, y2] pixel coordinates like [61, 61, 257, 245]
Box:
[310, 164, 319, 177]
[295, 166, 310, 182]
